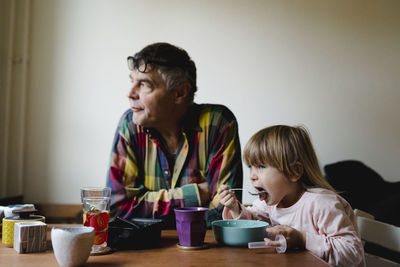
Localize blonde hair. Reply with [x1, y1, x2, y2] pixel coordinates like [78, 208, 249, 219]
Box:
[243, 125, 334, 191]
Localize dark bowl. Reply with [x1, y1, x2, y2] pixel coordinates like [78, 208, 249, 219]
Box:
[108, 217, 163, 250]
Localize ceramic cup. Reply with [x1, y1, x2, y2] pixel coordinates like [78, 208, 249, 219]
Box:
[174, 207, 208, 247]
[51, 227, 95, 267]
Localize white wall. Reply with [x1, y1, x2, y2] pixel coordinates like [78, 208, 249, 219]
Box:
[24, 0, 400, 205]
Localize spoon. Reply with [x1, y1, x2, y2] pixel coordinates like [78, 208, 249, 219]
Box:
[229, 188, 267, 196]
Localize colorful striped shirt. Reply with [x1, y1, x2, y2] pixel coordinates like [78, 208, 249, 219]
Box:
[107, 103, 243, 226]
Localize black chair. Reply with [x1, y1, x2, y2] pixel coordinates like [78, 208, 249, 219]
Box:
[324, 160, 400, 227]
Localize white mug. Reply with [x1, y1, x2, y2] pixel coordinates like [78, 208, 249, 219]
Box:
[51, 227, 94, 267]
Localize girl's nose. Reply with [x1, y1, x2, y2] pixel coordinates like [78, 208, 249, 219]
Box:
[249, 169, 258, 181]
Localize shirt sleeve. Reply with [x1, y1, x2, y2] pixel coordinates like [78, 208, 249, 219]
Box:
[203, 107, 243, 223]
[222, 199, 271, 223]
[305, 195, 364, 267]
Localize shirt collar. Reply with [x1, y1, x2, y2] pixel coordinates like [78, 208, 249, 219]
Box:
[143, 103, 202, 139]
[181, 103, 202, 133]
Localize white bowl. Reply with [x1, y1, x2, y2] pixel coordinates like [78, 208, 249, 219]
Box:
[51, 227, 94, 267]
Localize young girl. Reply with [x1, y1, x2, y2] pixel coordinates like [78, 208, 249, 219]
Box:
[218, 125, 365, 267]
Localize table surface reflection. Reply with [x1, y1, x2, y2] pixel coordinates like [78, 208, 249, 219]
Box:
[0, 224, 331, 267]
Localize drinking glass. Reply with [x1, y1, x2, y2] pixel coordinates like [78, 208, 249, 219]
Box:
[80, 187, 111, 255]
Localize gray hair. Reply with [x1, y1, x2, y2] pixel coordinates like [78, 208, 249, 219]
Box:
[133, 42, 198, 104]
[157, 66, 196, 103]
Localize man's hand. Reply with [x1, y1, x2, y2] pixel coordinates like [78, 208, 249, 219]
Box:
[217, 185, 240, 218]
[198, 181, 210, 206]
[265, 225, 306, 249]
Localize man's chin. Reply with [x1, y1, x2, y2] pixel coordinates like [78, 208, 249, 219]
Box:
[132, 115, 144, 126]
[132, 117, 152, 128]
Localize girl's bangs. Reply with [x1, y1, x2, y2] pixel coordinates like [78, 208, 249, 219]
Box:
[244, 133, 278, 169]
[243, 127, 292, 174]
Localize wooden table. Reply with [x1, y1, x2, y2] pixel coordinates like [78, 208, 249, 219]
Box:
[0, 225, 331, 267]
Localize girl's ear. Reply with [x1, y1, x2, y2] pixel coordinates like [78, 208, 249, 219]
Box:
[174, 82, 190, 104]
[289, 162, 304, 182]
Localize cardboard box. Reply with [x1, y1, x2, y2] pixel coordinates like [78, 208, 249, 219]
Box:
[13, 221, 47, 253]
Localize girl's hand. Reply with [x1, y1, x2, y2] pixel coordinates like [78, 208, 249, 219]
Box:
[265, 225, 306, 249]
[217, 185, 240, 217]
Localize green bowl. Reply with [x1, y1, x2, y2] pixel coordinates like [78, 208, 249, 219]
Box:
[212, 220, 269, 246]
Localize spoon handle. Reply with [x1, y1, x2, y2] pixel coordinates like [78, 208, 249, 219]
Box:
[248, 190, 267, 196]
[229, 188, 243, 192]
[229, 188, 267, 196]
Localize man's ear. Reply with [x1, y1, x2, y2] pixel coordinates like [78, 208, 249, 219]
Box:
[289, 162, 304, 182]
[174, 83, 190, 104]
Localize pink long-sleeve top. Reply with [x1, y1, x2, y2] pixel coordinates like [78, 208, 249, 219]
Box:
[223, 188, 365, 267]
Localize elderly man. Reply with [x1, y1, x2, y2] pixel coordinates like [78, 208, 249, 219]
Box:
[107, 42, 242, 226]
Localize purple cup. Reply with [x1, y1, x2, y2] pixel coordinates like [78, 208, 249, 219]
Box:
[174, 207, 209, 247]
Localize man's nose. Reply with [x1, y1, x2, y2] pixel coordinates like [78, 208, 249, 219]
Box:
[127, 85, 139, 99]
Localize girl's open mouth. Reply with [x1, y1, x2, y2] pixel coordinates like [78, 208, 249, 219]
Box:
[259, 191, 268, 201]
[252, 187, 268, 201]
